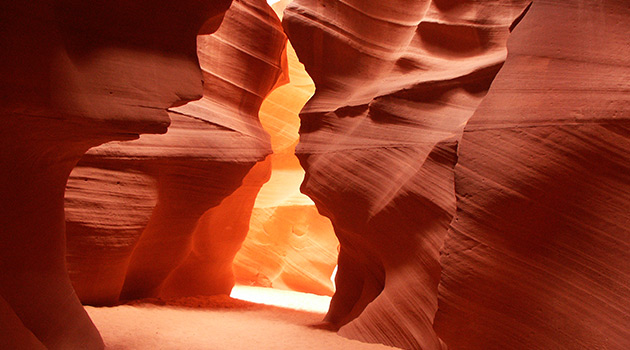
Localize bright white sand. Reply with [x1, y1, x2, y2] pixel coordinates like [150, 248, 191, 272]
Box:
[86, 287, 401, 350]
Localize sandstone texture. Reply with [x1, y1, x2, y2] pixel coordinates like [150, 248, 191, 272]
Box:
[159, 159, 273, 298]
[64, 0, 287, 304]
[232, 4, 339, 296]
[283, 0, 530, 348]
[434, 1, 630, 349]
[1, 0, 629, 349]
[1, 0, 231, 348]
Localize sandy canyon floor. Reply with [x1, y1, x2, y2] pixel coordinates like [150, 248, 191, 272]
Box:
[85, 286, 400, 349]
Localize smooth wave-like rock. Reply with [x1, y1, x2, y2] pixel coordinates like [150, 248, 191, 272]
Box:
[232, 3, 339, 296]
[0, 295, 45, 349]
[434, 1, 630, 349]
[4, 0, 628, 348]
[159, 159, 273, 298]
[283, 0, 530, 348]
[235, 202, 338, 295]
[1, 1, 230, 348]
[64, 0, 287, 303]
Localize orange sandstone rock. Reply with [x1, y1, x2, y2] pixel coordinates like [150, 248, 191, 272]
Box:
[231, 6, 339, 296]
[434, 1, 630, 349]
[283, 0, 530, 348]
[159, 159, 273, 298]
[1, 1, 230, 348]
[63, 0, 287, 303]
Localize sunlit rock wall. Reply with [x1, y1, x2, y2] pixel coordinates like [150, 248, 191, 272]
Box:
[1, 0, 231, 348]
[159, 159, 273, 298]
[283, 0, 531, 348]
[64, 0, 287, 304]
[434, 1, 630, 349]
[232, 2, 339, 296]
[3, 0, 628, 349]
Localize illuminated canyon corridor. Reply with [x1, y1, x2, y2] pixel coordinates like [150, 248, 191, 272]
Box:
[1, 0, 629, 350]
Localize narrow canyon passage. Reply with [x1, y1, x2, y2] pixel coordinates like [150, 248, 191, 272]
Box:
[76, 5, 352, 347]
[228, 17, 339, 297]
[1, 0, 628, 349]
[71, 1, 349, 348]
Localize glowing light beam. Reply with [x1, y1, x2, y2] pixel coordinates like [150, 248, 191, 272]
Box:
[230, 285, 331, 313]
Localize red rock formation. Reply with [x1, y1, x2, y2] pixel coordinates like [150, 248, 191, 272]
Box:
[1, 0, 230, 348]
[232, 3, 339, 296]
[160, 159, 272, 298]
[65, 166, 159, 305]
[0, 296, 46, 350]
[434, 1, 630, 349]
[116, 159, 258, 301]
[4, 0, 627, 348]
[283, 0, 530, 348]
[63, 0, 287, 303]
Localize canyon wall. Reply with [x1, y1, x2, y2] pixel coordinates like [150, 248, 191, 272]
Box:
[232, 2, 339, 296]
[285, 0, 629, 349]
[65, 0, 287, 304]
[434, 1, 630, 349]
[283, 0, 531, 348]
[0, 0, 232, 348]
[2, 0, 628, 349]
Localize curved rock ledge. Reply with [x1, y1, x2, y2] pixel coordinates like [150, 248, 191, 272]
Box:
[283, 0, 530, 348]
[1, 1, 231, 348]
[64, 0, 287, 304]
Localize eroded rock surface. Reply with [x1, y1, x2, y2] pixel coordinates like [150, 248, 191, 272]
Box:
[232, 5, 339, 295]
[1, 0, 230, 348]
[159, 159, 273, 298]
[64, 0, 287, 303]
[283, 0, 530, 348]
[3, 0, 628, 349]
[434, 1, 630, 349]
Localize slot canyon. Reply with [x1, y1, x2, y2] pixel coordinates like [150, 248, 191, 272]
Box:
[0, 0, 628, 349]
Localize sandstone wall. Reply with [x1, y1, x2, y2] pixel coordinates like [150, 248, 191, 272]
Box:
[2, 0, 628, 349]
[232, 4, 339, 295]
[64, 0, 287, 304]
[285, 0, 629, 349]
[434, 1, 630, 349]
[0, 1, 232, 348]
[283, 0, 531, 348]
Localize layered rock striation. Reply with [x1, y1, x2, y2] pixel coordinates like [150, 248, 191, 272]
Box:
[64, 0, 287, 304]
[2, 0, 628, 349]
[232, 2, 339, 296]
[283, 0, 531, 348]
[1, 0, 231, 348]
[434, 1, 630, 349]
